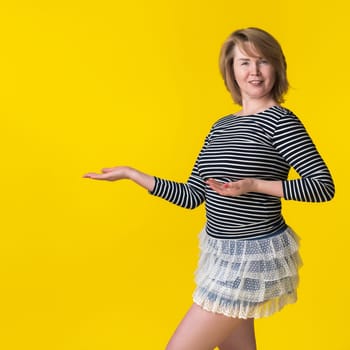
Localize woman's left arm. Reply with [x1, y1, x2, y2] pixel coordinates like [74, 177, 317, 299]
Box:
[273, 112, 335, 202]
[207, 112, 335, 202]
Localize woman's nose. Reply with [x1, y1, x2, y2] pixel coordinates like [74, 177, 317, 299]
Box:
[250, 63, 260, 75]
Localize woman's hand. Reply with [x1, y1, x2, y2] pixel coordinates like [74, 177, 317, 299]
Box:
[206, 178, 255, 197]
[83, 166, 132, 181]
[83, 166, 156, 191]
[206, 178, 283, 198]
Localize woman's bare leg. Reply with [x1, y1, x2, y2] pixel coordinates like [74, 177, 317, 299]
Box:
[218, 318, 256, 350]
[165, 303, 254, 350]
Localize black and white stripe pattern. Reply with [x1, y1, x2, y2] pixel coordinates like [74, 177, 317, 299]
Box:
[150, 106, 335, 239]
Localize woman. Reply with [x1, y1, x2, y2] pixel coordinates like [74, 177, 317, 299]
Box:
[84, 28, 335, 349]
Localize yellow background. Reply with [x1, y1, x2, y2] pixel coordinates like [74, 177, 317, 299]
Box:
[0, 0, 348, 349]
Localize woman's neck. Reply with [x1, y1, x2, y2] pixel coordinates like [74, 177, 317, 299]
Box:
[237, 99, 278, 116]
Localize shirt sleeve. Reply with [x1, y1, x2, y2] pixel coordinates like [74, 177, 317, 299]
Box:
[273, 112, 335, 202]
[149, 134, 210, 209]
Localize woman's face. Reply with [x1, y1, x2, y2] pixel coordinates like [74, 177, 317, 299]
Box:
[233, 44, 276, 103]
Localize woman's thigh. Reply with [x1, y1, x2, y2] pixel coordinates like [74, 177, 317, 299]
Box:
[218, 318, 256, 350]
[165, 303, 252, 350]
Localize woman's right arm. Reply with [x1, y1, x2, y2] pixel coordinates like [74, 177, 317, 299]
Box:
[83, 163, 206, 209]
[83, 166, 156, 192]
[84, 127, 214, 209]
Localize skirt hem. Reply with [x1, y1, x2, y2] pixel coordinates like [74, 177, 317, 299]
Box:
[193, 290, 298, 319]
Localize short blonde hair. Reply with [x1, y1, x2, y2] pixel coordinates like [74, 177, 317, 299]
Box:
[219, 27, 289, 105]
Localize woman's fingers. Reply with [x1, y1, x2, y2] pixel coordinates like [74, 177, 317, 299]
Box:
[83, 167, 115, 178]
[83, 166, 129, 181]
[83, 172, 107, 179]
[206, 179, 226, 194]
[206, 178, 250, 197]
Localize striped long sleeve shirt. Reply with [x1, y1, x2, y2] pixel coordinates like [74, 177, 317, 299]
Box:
[150, 106, 335, 239]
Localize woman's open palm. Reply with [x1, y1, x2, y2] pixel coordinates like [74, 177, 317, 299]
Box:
[83, 166, 130, 181]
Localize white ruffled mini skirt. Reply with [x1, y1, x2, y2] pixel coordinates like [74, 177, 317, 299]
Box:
[193, 226, 302, 319]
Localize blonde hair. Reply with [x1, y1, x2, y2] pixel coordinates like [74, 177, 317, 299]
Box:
[219, 27, 289, 105]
